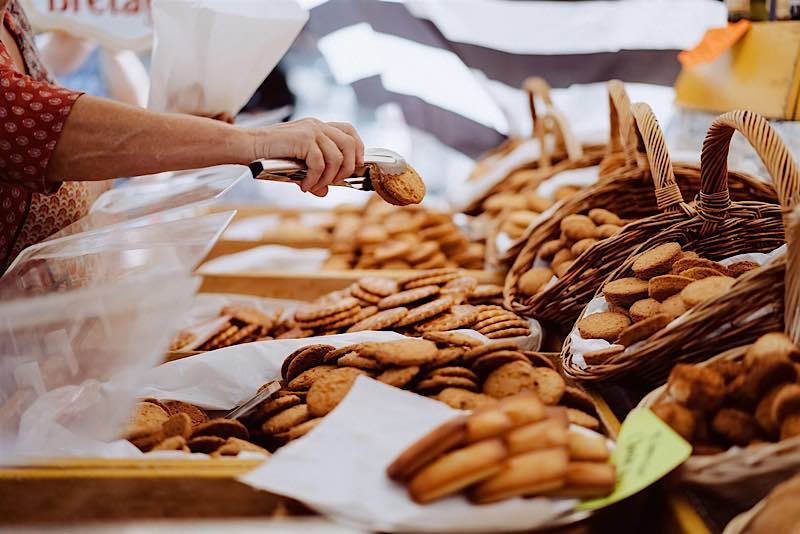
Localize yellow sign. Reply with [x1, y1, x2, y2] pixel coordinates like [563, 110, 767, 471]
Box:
[577, 408, 692, 511]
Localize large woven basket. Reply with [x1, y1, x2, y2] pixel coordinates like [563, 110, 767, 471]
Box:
[503, 91, 777, 328]
[562, 109, 800, 387]
[722, 472, 800, 533]
[463, 77, 606, 216]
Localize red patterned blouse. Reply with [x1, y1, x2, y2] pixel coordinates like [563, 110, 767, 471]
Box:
[0, 1, 108, 272]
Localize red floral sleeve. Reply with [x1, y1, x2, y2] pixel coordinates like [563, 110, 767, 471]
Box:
[0, 50, 83, 195]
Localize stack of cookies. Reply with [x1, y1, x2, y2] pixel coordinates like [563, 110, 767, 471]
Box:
[123, 398, 270, 457]
[387, 392, 615, 504]
[517, 209, 626, 297]
[652, 332, 800, 453]
[169, 304, 285, 352]
[578, 242, 759, 365]
[322, 200, 485, 271]
[252, 335, 602, 449]
[282, 270, 531, 340]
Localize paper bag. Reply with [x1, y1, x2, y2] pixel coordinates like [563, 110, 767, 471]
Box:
[148, 0, 308, 116]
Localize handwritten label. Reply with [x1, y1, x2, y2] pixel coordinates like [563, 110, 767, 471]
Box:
[577, 408, 692, 511]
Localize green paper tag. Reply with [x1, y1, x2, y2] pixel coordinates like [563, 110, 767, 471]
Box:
[577, 408, 692, 511]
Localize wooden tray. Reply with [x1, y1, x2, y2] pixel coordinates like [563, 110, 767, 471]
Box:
[199, 269, 504, 301]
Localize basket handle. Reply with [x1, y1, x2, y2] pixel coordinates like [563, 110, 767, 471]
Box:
[701, 111, 800, 227]
[786, 205, 800, 343]
[606, 80, 638, 166]
[523, 77, 582, 167]
[630, 102, 687, 213]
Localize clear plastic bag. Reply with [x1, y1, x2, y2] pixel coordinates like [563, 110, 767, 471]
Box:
[0, 273, 199, 460]
[47, 165, 247, 242]
[1, 210, 234, 298]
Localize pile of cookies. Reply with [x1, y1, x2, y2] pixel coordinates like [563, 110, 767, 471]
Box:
[577, 242, 759, 365]
[517, 209, 626, 297]
[323, 201, 484, 271]
[387, 392, 615, 504]
[169, 304, 285, 352]
[252, 335, 603, 449]
[123, 398, 269, 457]
[652, 332, 800, 453]
[282, 270, 531, 340]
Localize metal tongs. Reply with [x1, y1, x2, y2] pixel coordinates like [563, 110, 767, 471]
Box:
[248, 147, 408, 191]
[224, 380, 282, 420]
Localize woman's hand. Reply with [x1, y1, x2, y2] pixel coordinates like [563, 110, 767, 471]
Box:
[252, 118, 365, 197]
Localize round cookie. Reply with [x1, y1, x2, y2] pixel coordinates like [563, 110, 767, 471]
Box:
[616, 313, 671, 346]
[287, 365, 338, 390]
[407, 242, 440, 265]
[518, 267, 554, 296]
[378, 285, 440, 310]
[192, 418, 249, 441]
[396, 297, 454, 327]
[262, 404, 311, 435]
[307, 367, 367, 417]
[632, 242, 682, 279]
[648, 275, 694, 302]
[672, 257, 729, 276]
[357, 276, 399, 297]
[485, 327, 531, 339]
[163, 400, 209, 428]
[483, 360, 540, 399]
[434, 388, 498, 411]
[347, 307, 408, 332]
[286, 344, 336, 382]
[566, 408, 601, 432]
[422, 331, 484, 348]
[358, 338, 439, 366]
[577, 312, 631, 342]
[629, 298, 662, 322]
[679, 276, 735, 308]
[295, 297, 360, 322]
[560, 214, 597, 241]
[377, 366, 421, 388]
[528, 367, 566, 405]
[327, 305, 379, 330]
[250, 394, 302, 425]
[603, 277, 650, 307]
[416, 305, 479, 332]
[582, 345, 625, 366]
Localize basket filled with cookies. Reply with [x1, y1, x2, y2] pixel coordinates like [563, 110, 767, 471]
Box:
[640, 331, 800, 509]
[563, 109, 800, 387]
[503, 92, 777, 329]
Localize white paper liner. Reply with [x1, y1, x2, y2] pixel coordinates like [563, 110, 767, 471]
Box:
[569, 245, 787, 369]
[239, 376, 581, 533]
[198, 245, 329, 274]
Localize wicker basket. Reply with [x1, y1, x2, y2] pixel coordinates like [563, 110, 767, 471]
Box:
[463, 77, 606, 216]
[503, 89, 777, 328]
[562, 108, 800, 387]
[722, 473, 800, 533]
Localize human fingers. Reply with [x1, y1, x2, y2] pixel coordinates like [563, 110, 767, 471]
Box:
[321, 124, 357, 184]
[329, 122, 364, 166]
[310, 134, 344, 196]
[300, 143, 325, 193]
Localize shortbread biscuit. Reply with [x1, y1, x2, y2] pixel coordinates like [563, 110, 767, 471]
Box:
[660, 294, 688, 319]
[213, 437, 270, 457]
[567, 408, 601, 431]
[287, 365, 337, 390]
[387, 417, 468, 481]
[469, 284, 504, 300]
[187, 435, 225, 454]
[567, 430, 609, 462]
[472, 351, 530, 376]
[603, 277, 650, 307]
[648, 275, 693, 302]
[616, 313, 671, 346]
[262, 404, 310, 435]
[326, 305, 378, 330]
[577, 312, 631, 342]
[349, 285, 381, 304]
[518, 267, 554, 296]
[378, 285, 440, 309]
[416, 376, 479, 395]
[632, 242, 682, 279]
[408, 439, 507, 503]
[560, 214, 597, 241]
[347, 307, 408, 332]
[162, 413, 193, 440]
[416, 305, 478, 332]
[485, 328, 531, 339]
[538, 239, 565, 261]
[679, 276, 735, 308]
[596, 224, 621, 239]
[434, 388, 498, 411]
[571, 238, 598, 257]
[462, 340, 520, 362]
[337, 353, 381, 371]
[552, 462, 616, 498]
[404, 272, 462, 290]
[307, 367, 366, 417]
[295, 296, 360, 322]
[363, 339, 440, 367]
[588, 208, 622, 226]
[469, 447, 568, 504]
[163, 400, 209, 428]
[629, 298, 662, 322]
[505, 418, 569, 456]
[377, 366, 420, 388]
[679, 267, 728, 281]
[478, 319, 530, 336]
[192, 418, 249, 441]
[396, 297, 454, 327]
[672, 257, 729, 276]
[357, 276, 399, 297]
[528, 367, 566, 405]
[483, 360, 539, 399]
[551, 248, 575, 268]
[286, 344, 336, 382]
[582, 345, 624, 366]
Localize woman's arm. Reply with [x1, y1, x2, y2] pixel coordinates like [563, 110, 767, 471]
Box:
[48, 95, 364, 196]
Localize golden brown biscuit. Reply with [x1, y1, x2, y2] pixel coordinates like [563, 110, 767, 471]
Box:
[434, 388, 498, 411]
[726, 261, 760, 278]
[672, 257, 729, 276]
[347, 307, 408, 332]
[567, 408, 601, 431]
[337, 353, 381, 371]
[374, 165, 426, 206]
[163, 400, 208, 428]
[422, 331, 483, 348]
[125, 401, 169, 436]
[482, 361, 538, 399]
[652, 402, 697, 442]
[377, 285, 440, 309]
[660, 294, 688, 319]
[539, 239, 565, 261]
[560, 386, 596, 415]
[560, 214, 598, 241]
[712, 408, 762, 446]
[551, 462, 616, 498]
[616, 313, 671, 346]
[358, 339, 439, 366]
[357, 276, 399, 297]
[349, 285, 382, 304]
[396, 297, 454, 327]
[249, 394, 302, 425]
[213, 437, 271, 457]
[629, 298, 662, 322]
[505, 418, 569, 455]
[469, 448, 568, 504]
[596, 224, 621, 239]
[306, 367, 366, 417]
[286, 344, 336, 382]
[551, 248, 575, 268]
[417, 305, 479, 332]
[295, 297, 360, 322]
[553, 260, 574, 278]
[518, 267, 554, 296]
[287, 365, 338, 390]
[571, 238, 598, 257]
[162, 413, 193, 440]
[603, 277, 650, 307]
[284, 418, 323, 441]
[588, 208, 622, 226]
[151, 435, 188, 452]
[582, 345, 625, 366]
[187, 435, 225, 454]
[648, 275, 694, 302]
[462, 340, 521, 362]
[679, 267, 729, 281]
[376, 366, 420, 388]
[632, 242, 683, 279]
[667, 364, 726, 412]
[527, 367, 566, 406]
[387, 417, 468, 481]
[472, 351, 530, 376]
[577, 312, 631, 342]
[568, 430, 610, 462]
[745, 332, 800, 367]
